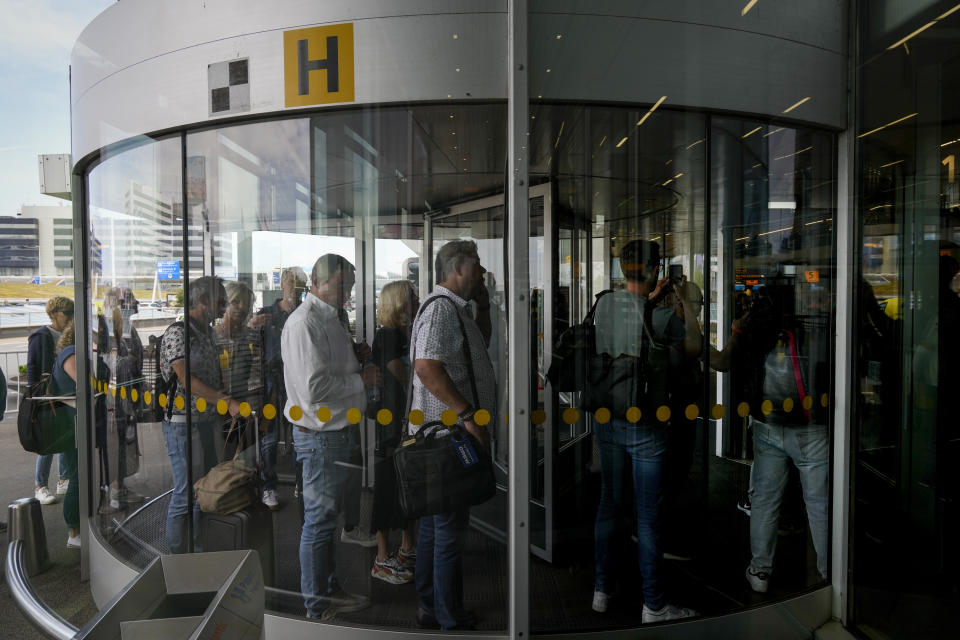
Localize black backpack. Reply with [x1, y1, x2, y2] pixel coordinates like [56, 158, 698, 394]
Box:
[151, 321, 183, 422]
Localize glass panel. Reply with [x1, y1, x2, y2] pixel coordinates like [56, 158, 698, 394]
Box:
[175, 104, 508, 629]
[853, 4, 960, 637]
[86, 136, 183, 562]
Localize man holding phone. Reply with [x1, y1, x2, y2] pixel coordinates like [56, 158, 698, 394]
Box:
[590, 239, 701, 623]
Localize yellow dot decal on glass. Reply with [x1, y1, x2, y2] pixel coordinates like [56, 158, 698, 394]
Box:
[263, 404, 277, 420]
[196, 397, 207, 413]
[289, 405, 303, 421]
[685, 404, 699, 421]
[474, 409, 491, 426]
[131, 388, 138, 403]
[120, 386, 126, 399]
[239, 402, 252, 418]
[737, 402, 750, 418]
[656, 405, 671, 422]
[802, 395, 814, 411]
[783, 397, 794, 413]
[143, 390, 152, 406]
[316, 407, 332, 423]
[159, 393, 167, 408]
[346, 408, 363, 424]
[531, 410, 547, 425]
[626, 406, 642, 423]
[217, 399, 229, 415]
[175, 395, 185, 411]
[441, 410, 458, 426]
[563, 408, 580, 424]
[377, 409, 393, 426]
[761, 400, 773, 415]
[820, 393, 829, 407]
[409, 410, 425, 426]
[594, 407, 611, 424]
[110, 385, 117, 397]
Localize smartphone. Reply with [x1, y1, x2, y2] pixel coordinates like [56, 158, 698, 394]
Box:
[669, 264, 683, 286]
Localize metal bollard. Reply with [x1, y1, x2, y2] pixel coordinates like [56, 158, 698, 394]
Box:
[7, 497, 50, 577]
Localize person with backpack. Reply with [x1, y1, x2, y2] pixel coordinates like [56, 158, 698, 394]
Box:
[27, 296, 73, 506]
[158, 276, 242, 554]
[739, 284, 830, 593]
[589, 239, 700, 623]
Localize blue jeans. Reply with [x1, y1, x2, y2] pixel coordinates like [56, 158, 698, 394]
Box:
[35, 453, 65, 488]
[749, 419, 829, 579]
[594, 419, 668, 610]
[163, 419, 218, 554]
[260, 428, 278, 491]
[294, 427, 355, 618]
[416, 508, 470, 629]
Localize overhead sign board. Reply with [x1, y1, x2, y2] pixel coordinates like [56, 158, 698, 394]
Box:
[284, 23, 355, 107]
[157, 260, 181, 280]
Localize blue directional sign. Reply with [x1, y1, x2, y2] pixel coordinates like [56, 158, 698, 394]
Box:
[157, 260, 181, 280]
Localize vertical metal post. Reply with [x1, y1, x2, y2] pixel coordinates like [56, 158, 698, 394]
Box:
[181, 134, 194, 554]
[71, 151, 92, 581]
[507, 1, 530, 639]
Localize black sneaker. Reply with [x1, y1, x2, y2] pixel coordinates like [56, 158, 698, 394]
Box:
[416, 609, 440, 629]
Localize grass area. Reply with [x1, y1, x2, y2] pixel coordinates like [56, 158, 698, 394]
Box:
[0, 283, 155, 303]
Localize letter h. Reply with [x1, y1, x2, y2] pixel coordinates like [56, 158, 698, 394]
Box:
[298, 36, 339, 95]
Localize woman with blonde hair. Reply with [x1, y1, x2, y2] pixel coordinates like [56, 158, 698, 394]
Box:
[369, 280, 419, 583]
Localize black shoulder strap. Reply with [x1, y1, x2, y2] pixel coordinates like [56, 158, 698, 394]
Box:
[585, 289, 613, 324]
[404, 294, 480, 434]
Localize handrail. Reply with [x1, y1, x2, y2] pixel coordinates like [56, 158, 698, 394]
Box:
[5, 540, 78, 640]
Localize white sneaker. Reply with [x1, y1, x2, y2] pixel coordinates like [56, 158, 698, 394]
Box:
[746, 565, 770, 593]
[56, 479, 69, 495]
[641, 603, 698, 624]
[35, 486, 56, 505]
[262, 489, 280, 511]
[592, 589, 610, 613]
[66, 534, 81, 549]
[340, 527, 377, 547]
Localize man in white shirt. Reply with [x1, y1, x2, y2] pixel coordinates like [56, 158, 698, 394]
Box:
[281, 254, 380, 620]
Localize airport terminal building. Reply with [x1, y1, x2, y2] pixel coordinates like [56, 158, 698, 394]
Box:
[23, 1, 957, 638]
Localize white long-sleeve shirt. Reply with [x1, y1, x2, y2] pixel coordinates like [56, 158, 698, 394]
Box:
[281, 292, 365, 431]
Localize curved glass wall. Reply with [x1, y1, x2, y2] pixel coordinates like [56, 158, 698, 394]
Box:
[81, 100, 835, 632]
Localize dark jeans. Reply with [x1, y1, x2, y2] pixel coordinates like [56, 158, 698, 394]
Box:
[594, 419, 668, 610]
[416, 508, 470, 629]
[61, 448, 79, 530]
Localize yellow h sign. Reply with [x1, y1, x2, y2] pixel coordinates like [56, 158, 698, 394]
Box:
[284, 23, 354, 107]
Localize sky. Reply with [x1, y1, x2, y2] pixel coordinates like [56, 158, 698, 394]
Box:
[0, 0, 115, 217]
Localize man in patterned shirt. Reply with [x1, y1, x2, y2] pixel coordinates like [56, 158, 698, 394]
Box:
[159, 276, 241, 554]
[410, 240, 496, 630]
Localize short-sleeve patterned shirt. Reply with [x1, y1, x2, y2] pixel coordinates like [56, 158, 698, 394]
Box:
[159, 318, 222, 418]
[409, 286, 497, 433]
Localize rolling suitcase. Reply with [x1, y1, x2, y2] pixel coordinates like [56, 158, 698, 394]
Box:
[198, 411, 276, 586]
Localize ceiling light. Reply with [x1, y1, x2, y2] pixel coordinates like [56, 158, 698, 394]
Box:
[449, 114, 454, 119]
[546, 68, 551, 73]
[674, 172, 684, 179]
[857, 113, 918, 138]
[940, 138, 960, 148]
[685, 139, 704, 150]
[636, 96, 667, 127]
[879, 159, 904, 168]
[554, 121, 565, 149]
[451, 131, 456, 135]
[665, 159, 673, 165]
[774, 146, 813, 161]
[555, 34, 562, 39]
[742, 0, 759, 16]
[662, 179, 673, 186]
[742, 126, 762, 138]
[783, 97, 811, 114]
[888, 21, 936, 50]
[455, 68, 461, 72]
[599, 135, 607, 147]
[616, 137, 628, 148]
[453, 34, 459, 39]
[763, 127, 785, 137]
